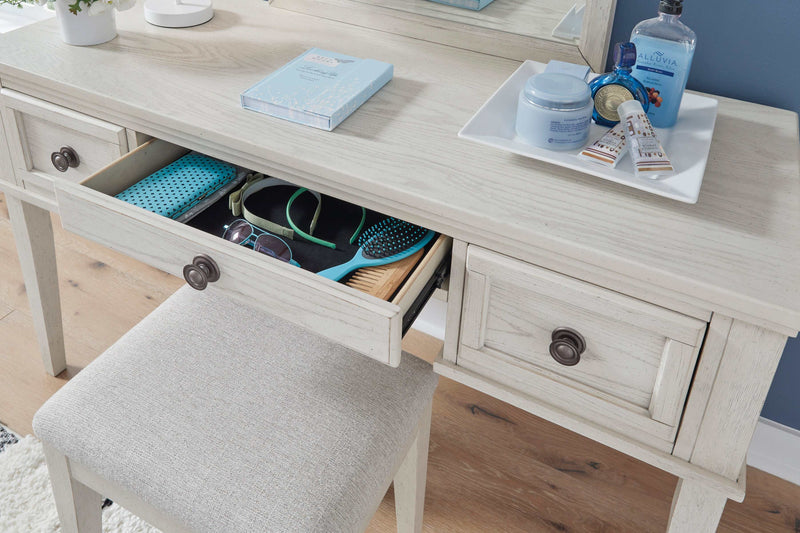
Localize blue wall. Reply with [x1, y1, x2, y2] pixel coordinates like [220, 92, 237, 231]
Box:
[608, 0, 800, 430]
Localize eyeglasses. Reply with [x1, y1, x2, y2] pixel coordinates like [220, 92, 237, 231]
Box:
[222, 219, 300, 267]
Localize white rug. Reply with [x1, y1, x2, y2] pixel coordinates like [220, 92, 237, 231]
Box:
[0, 427, 161, 533]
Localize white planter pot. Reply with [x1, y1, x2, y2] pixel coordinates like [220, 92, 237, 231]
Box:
[54, 1, 117, 46]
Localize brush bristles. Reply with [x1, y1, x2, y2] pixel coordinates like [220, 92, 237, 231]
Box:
[360, 218, 428, 258]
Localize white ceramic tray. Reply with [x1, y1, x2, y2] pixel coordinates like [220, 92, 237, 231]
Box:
[459, 60, 719, 203]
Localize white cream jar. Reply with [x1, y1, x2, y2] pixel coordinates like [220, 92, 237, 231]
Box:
[515, 73, 593, 151]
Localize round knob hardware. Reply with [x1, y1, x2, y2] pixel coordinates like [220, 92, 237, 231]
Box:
[51, 146, 80, 172]
[549, 327, 586, 366]
[183, 254, 220, 291]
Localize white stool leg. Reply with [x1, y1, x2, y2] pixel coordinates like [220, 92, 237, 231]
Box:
[393, 402, 433, 533]
[42, 443, 103, 533]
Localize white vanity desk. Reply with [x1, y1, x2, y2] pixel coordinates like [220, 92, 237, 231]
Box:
[1, 1, 798, 531]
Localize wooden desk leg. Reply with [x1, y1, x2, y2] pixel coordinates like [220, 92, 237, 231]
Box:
[6, 195, 66, 376]
[668, 318, 789, 533]
[667, 479, 727, 532]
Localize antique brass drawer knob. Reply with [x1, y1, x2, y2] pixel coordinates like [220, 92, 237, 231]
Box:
[549, 327, 586, 366]
[183, 254, 220, 291]
[51, 146, 80, 172]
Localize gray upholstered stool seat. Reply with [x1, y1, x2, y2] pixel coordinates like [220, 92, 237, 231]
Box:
[34, 286, 438, 533]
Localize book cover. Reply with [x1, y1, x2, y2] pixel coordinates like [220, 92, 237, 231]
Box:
[241, 48, 394, 131]
[425, 0, 496, 11]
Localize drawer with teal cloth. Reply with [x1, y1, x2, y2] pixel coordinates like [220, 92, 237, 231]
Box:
[114, 152, 239, 221]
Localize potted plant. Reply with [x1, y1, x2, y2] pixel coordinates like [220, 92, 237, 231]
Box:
[2, 0, 135, 46]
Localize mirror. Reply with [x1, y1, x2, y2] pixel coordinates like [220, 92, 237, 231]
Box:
[269, 0, 617, 72]
[348, 0, 579, 46]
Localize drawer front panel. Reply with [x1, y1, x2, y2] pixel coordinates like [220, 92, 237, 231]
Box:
[1, 89, 127, 194]
[458, 245, 707, 450]
[55, 139, 449, 367]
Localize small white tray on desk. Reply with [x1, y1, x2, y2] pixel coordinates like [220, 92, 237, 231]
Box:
[459, 60, 719, 203]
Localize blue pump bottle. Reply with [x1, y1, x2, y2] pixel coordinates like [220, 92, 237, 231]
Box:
[630, 0, 696, 128]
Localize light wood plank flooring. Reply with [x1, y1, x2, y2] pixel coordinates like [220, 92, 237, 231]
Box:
[1, 192, 799, 532]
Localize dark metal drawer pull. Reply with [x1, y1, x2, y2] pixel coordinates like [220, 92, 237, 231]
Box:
[183, 254, 220, 291]
[549, 327, 586, 366]
[51, 146, 80, 172]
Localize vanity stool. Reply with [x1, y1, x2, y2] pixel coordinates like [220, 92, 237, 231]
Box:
[32, 286, 438, 533]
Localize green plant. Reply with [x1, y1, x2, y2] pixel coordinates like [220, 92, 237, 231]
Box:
[0, 0, 135, 15]
[71, 0, 136, 15]
[67, 0, 96, 14]
[1, 0, 46, 7]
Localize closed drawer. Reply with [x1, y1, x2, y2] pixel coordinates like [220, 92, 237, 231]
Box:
[55, 139, 451, 367]
[457, 245, 707, 451]
[1, 89, 128, 195]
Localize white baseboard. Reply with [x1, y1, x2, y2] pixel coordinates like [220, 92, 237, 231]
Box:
[410, 298, 447, 341]
[411, 303, 800, 487]
[747, 418, 800, 486]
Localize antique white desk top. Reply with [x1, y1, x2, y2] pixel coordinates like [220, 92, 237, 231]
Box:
[2, 3, 800, 532]
[0, 0, 797, 336]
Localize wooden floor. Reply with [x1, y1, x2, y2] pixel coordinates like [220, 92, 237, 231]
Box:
[2, 192, 799, 533]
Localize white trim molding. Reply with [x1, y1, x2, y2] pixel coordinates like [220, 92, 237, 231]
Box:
[411, 298, 447, 341]
[747, 417, 800, 486]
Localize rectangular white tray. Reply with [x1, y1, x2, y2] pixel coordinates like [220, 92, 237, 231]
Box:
[459, 60, 719, 203]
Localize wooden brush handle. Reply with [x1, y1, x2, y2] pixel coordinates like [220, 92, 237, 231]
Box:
[345, 249, 424, 301]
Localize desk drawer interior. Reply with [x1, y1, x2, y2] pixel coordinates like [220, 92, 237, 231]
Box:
[56, 139, 451, 367]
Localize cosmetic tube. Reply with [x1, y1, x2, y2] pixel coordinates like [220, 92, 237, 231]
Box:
[578, 123, 627, 168]
[618, 99, 674, 178]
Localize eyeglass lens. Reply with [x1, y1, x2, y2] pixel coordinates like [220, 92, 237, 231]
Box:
[223, 219, 254, 245]
[254, 234, 292, 262]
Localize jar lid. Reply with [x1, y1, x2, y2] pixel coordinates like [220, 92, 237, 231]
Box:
[522, 73, 591, 110]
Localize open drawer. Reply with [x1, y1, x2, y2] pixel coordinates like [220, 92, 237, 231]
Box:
[54, 139, 451, 367]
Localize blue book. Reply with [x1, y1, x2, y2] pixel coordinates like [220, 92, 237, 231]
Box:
[241, 48, 394, 131]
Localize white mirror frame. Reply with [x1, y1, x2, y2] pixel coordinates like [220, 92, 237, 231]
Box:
[269, 0, 617, 72]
